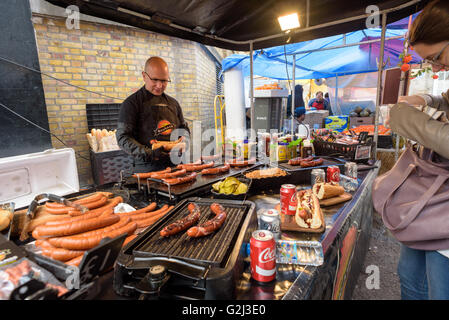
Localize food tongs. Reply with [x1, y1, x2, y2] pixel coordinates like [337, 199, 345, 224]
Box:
[26, 193, 88, 219]
[16, 193, 88, 241]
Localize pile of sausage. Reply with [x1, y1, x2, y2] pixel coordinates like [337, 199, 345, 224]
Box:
[32, 193, 173, 267]
[132, 156, 256, 186]
[160, 202, 227, 238]
[288, 156, 324, 168]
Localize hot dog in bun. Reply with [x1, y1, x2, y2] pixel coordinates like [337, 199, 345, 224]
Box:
[312, 182, 345, 200]
[295, 189, 322, 229]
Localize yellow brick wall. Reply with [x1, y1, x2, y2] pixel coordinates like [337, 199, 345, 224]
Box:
[32, 15, 235, 186]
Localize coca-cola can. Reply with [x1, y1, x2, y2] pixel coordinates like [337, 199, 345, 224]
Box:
[260, 209, 281, 240]
[327, 165, 340, 183]
[250, 230, 276, 283]
[280, 184, 296, 215]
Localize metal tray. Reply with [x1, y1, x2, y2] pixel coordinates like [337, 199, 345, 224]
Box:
[276, 156, 346, 172]
[145, 162, 263, 201]
[241, 165, 292, 193]
[210, 176, 252, 201]
[127, 197, 256, 267]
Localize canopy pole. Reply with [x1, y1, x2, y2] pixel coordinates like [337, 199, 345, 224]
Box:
[395, 15, 413, 160]
[291, 54, 296, 135]
[335, 75, 339, 115]
[250, 41, 255, 142]
[373, 13, 387, 159]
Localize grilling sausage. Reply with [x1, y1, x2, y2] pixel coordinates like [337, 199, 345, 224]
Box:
[45, 196, 108, 215]
[150, 169, 187, 180]
[47, 220, 137, 250]
[32, 212, 119, 239]
[163, 172, 197, 185]
[117, 202, 157, 217]
[175, 159, 202, 170]
[177, 161, 214, 172]
[288, 156, 314, 166]
[300, 158, 324, 168]
[132, 167, 171, 179]
[186, 203, 227, 238]
[201, 164, 230, 175]
[201, 154, 221, 162]
[42, 247, 85, 262]
[160, 203, 201, 237]
[129, 204, 169, 221]
[227, 158, 256, 167]
[45, 207, 113, 226]
[48, 216, 131, 248]
[135, 206, 173, 228]
[64, 234, 137, 267]
[45, 192, 103, 209]
[68, 196, 123, 216]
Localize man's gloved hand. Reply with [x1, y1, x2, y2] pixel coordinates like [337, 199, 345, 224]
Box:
[152, 147, 171, 161]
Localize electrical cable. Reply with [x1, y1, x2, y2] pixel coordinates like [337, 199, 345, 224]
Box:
[0, 55, 127, 162]
[0, 101, 91, 161]
[0, 55, 122, 101]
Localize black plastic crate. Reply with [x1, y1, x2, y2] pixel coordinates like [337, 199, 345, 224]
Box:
[313, 140, 374, 162]
[90, 149, 133, 185]
[86, 103, 121, 131]
[369, 135, 393, 149]
[86, 103, 134, 185]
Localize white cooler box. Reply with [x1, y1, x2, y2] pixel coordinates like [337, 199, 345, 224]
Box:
[0, 148, 79, 210]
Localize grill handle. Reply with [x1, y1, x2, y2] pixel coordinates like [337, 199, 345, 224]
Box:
[141, 256, 209, 280]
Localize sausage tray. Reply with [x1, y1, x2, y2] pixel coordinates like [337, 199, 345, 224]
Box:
[275, 156, 346, 185]
[144, 161, 263, 202]
[113, 197, 258, 300]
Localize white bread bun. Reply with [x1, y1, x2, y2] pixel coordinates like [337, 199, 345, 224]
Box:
[312, 182, 344, 200]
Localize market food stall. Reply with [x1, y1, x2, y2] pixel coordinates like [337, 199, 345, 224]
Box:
[0, 0, 429, 301]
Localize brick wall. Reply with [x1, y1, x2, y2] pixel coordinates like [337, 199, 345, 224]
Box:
[31, 14, 234, 186]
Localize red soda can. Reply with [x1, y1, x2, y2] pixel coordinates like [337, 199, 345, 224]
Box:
[327, 165, 341, 183]
[280, 184, 296, 215]
[250, 230, 276, 283]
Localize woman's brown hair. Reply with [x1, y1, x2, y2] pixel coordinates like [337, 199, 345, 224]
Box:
[409, 0, 449, 46]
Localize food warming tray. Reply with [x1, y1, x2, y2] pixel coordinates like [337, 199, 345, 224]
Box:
[113, 197, 257, 300]
[145, 162, 263, 201]
[276, 156, 346, 172]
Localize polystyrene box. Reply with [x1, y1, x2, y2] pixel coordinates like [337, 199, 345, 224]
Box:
[254, 89, 289, 98]
[0, 148, 80, 210]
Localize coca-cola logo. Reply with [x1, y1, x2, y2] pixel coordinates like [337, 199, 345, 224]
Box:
[259, 247, 275, 263]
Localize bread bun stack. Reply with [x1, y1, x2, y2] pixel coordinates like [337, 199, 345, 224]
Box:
[0, 208, 13, 232]
[86, 128, 119, 152]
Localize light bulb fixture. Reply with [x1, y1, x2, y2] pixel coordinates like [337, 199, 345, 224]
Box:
[277, 13, 300, 31]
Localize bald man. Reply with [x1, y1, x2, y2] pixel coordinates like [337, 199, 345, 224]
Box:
[116, 56, 190, 173]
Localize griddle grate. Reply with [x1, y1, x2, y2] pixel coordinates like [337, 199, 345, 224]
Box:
[133, 202, 249, 267]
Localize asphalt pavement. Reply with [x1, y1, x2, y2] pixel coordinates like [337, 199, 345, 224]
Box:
[351, 211, 402, 300]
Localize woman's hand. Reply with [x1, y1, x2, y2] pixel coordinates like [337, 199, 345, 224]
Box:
[397, 95, 426, 106]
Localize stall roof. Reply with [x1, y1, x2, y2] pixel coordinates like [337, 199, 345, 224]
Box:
[221, 26, 422, 80]
[46, 0, 429, 51]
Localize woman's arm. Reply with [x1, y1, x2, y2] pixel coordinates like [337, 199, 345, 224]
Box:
[398, 90, 449, 113]
[389, 102, 449, 158]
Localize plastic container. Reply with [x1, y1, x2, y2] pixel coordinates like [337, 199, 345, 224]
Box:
[277, 142, 289, 161]
[0, 148, 79, 210]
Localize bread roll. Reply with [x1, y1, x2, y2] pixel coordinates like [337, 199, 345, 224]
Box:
[312, 183, 345, 200]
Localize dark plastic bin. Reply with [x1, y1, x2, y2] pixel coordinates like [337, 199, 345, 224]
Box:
[86, 103, 121, 130]
[89, 149, 133, 185]
[86, 103, 134, 185]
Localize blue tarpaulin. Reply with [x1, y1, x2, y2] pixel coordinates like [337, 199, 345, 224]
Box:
[222, 23, 421, 80]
